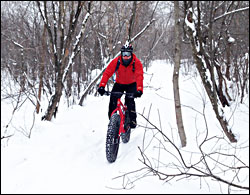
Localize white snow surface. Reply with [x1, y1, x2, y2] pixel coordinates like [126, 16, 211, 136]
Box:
[1, 60, 249, 194]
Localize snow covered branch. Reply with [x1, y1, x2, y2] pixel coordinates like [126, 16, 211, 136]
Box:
[214, 6, 249, 22]
[62, 12, 90, 83]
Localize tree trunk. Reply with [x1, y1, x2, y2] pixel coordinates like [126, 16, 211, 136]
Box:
[42, 74, 63, 121]
[36, 27, 46, 114]
[173, 1, 186, 147]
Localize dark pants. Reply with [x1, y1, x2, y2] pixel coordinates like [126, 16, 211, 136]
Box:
[108, 82, 137, 125]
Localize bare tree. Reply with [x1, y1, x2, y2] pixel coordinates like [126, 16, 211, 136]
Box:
[36, 26, 46, 114]
[183, 1, 249, 143]
[127, 1, 137, 42]
[173, 1, 186, 147]
[36, 1, 91, 121]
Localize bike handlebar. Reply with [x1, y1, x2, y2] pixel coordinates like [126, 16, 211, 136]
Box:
[104, 91, 135, 98]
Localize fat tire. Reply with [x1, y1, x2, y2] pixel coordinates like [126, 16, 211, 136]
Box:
[121, 111, 131, 143]
[106, 113, 120, 163]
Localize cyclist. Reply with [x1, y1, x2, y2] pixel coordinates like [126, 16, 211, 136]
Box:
[98, 42, 144, 129]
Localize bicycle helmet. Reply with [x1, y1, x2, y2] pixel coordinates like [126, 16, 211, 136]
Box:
[120, 41, 133, 66]
[121, 41, 133, 52]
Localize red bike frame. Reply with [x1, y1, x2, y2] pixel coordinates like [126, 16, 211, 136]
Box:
[110, 97, 127, 138]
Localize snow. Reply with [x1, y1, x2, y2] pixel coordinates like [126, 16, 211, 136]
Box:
[1, 60, 249, 194]
[13, 41, 24, 49]
[214, 6, 249, 22]
[185, 8, 196, 37]
[228, 36, 235, 43]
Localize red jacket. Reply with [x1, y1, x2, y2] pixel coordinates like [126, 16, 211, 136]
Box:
[99, 54, 144, 92]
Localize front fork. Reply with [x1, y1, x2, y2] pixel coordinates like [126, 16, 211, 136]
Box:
[114, 99, 127, 138]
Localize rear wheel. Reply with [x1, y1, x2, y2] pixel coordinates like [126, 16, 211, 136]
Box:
[121, 111, 131, 143]
[106, 113, 120, 163]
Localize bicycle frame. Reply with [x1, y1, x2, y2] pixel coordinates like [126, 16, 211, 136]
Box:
[110, 97, 127, 138]
[104, 90, 134, 138]
[104, 90, 134, 163]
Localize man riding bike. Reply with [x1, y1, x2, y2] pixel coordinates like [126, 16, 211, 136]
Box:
[98, 42, 144, 129]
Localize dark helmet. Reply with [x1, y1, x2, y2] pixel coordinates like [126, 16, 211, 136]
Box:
[120, 42, 133, 53]
[120, 41, 133, 66]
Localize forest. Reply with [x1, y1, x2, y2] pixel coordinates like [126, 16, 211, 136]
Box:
[1, 1, 249, 193]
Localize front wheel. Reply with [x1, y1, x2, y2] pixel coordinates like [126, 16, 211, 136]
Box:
[106, 113, 120, 163]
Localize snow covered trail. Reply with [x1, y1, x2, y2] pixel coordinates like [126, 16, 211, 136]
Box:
[1, 60, 176, 193]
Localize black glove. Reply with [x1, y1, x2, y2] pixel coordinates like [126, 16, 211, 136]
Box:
[134, 90, 142, 98]
[98, 87, 105, 96]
